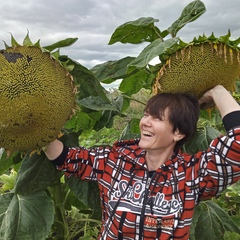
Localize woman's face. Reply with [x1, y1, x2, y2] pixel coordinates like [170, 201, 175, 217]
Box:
[138, 109, 181, 152]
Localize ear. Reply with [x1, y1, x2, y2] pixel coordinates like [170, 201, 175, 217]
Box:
[173, 129, 185, 142]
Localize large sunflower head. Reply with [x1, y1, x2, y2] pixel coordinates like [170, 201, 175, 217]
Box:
[153, 31, 240, 98]
[0, 33, 77, 151]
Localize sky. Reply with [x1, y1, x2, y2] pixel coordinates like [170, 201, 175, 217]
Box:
[0, 0, 240, 70]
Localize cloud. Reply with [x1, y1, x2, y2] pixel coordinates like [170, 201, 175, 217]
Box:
[0, 0, 239, 69]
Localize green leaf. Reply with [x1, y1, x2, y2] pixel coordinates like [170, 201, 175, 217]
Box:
[78, 96, 118, 111]
[0, 170, 17, 193]
[120, 118, 140, 140]
[224, 231, 240, 240]
[112, 96, 125, 112]
[3, 41, 10, 49]
[231, 215, 240, 228]
[43, 37, 78, 52]
[183, 126, 221, 154]
[218, 30, 231, 43]
[66, 177, 101, 220]
[168, 0, 206, 37]
[69, 59, 110, 102]
[33, 39, 41, 48]
[0, 191, 54, 240]
[51, 49, 60, 59]
[91, 57, 136, 83]
[23, 31, 33, 46]
[230, 37, 240, 48]
[129, 38, 179, 68]
[14, 151, 61, 195]
[93, 110, 116, 131]
[109, 17, 160, 45]
[191, 200, 240, 240]
[77, 95, 126, 131]
[190, 203, 202, 239]
[10, 33, 20, 47]
[0, 151, 23, 175]
[119, 69, 151, 95]
[60, 131, 84, 147]
[199, 109, 223, 129]
[64, 110, 95, 132]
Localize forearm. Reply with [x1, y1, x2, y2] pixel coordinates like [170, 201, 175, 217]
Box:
[44, 139, 64, 160]
[210, 86, 240, 118]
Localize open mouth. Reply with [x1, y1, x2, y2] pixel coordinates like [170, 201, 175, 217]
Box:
[142, 131, 153, 137]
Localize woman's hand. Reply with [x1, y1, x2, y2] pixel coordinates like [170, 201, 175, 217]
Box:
[198, 85, 223, 109]
[198, 85, 240, 118]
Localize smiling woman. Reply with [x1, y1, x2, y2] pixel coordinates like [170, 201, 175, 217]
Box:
[45, 84, 240, 240]
[139, 92, 199, 170]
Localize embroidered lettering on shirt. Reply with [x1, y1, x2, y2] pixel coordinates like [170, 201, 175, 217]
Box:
[109, 180, 181, 217]
[162, 219, 174, 230]
[144, 216, 161, 228]
[144, 217, 174, 230]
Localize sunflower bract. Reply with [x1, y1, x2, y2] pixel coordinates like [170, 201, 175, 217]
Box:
[153, 42, 240, 98]
[0, 45, 76, 151]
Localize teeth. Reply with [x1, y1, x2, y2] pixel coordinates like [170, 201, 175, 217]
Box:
[143, 131, 153, 137]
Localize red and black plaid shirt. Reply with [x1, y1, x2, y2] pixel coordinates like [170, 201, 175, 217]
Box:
[52, 112, 240, 239]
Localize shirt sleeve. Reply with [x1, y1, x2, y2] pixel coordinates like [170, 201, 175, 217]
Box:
[51, 145, 111, 181]
[198, 126, 240, 200]
[222, 110, 240, 131]
[51, 145, 69, 166]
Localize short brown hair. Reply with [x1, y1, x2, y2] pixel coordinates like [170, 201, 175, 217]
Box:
[144, 92, 200, 150]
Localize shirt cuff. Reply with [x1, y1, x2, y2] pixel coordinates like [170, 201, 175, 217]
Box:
[223, 111, 240, 131]
[51, 145, 69, 166]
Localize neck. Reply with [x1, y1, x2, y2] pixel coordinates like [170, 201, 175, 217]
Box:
[145, 149, 174, 171]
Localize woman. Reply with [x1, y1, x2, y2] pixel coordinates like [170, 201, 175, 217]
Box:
[45, 85, 240, 239]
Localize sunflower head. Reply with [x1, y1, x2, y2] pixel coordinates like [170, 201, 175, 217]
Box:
[153, 31, 240, 99]
[0, 33, 76, 151]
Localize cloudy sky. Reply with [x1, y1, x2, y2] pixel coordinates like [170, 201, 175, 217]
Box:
[0, 0, 239, 69]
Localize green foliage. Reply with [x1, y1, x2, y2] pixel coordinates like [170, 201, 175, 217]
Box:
[183, 125, 222, 154]
[190, 201, 240, 240]
[0, 169, 17, 193]
[224, 231, 240, 240]
[129, 38, 179, 69]
[108, 17, 161, 44]
[91, 57, 135, 84]
[167, 0, 206, 37]
[66, 177, 101, 220]
[94, 0, 207, 93]
[120, 118, 141, 140]
[0, 191, 54, 240]
[119, 68, 152, 95]
[214, 181, 240, 218]
[79, 127, 121, 147]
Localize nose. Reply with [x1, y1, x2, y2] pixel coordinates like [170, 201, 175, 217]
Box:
[141, 115, 152, 126]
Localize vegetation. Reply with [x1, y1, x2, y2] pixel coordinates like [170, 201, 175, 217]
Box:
[0, 0, 240, 239]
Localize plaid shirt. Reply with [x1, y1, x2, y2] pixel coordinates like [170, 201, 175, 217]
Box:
[52, 113, 240, 240]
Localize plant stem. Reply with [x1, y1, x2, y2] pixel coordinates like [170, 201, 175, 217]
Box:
[51, 180, 68, 239]
[122, 94, 146, 106]
[152, 26, 164, 41]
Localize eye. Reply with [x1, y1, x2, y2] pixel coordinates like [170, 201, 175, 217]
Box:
[153, 116, 162, 121]
[143, 112, 149, 117]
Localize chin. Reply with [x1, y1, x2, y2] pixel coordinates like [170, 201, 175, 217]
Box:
[138, 140, 143, 148]
[138, 140, 148, 149]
